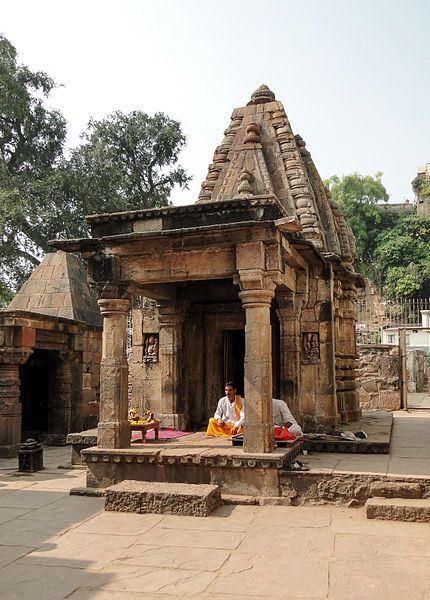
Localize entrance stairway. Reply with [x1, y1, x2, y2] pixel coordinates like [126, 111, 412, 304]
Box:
[365, 481, 430, 522]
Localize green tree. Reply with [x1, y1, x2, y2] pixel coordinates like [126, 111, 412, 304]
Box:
[325, 172, 391, 267]
[0, 36, 191, 303]
[57, 111, 191, 237]
[0, 34, 67, 302]
[374, 214, 430, 298]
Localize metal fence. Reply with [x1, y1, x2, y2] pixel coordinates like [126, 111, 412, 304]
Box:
[356, 295, 430, 345]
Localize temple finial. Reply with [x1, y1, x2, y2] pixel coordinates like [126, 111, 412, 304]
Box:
[248, 84, 275, 105]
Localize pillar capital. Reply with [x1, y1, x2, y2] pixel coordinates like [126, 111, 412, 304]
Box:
[98, 298, 131, 317]
[0, 348, 33, 366]
[238, 288, 275, 308]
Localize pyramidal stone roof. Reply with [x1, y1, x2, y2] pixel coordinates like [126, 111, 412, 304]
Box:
[198, 84, 356, 263]
[7, 251, 101, 326]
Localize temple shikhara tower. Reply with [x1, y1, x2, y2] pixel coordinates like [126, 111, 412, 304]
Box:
[55, 85, 361, 460]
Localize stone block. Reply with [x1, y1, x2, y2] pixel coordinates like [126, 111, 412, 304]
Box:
[369, 481, 422, 499]
[104, 480, 222, 516]
[366, 498, 430, 522]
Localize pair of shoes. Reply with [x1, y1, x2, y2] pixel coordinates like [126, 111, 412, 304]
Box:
[282, 461, 310, 472]
[354, 430, 368, 439]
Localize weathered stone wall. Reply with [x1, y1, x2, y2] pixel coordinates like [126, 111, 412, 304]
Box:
[79, 327, 102, 429]
[357, 345, 400, 411]
[129, 299, 163, 418]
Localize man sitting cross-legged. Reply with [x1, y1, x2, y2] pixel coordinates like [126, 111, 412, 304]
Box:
[206, 382, 244, 437]
[272, 398, 303, 437]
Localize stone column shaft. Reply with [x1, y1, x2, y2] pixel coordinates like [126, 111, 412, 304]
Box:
[98, 298, 131, 448]
[158, 304, 184, 427]
[0, 349, 32, 458]
[239, 289, 274, 453]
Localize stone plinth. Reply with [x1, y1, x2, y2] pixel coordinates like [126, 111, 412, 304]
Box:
[67, 428, 97, 464]
[105, 480, 222, 516]
[81, 433, 291, 496]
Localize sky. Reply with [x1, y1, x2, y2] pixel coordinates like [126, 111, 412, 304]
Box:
[1, 0, 429, 205]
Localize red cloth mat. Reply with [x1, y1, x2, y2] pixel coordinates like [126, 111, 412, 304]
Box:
[132, 428, 192, 441]
[274, 427, 297, 441]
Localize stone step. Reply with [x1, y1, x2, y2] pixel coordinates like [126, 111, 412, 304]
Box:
[366, 497, 430, 522]
[105, 480, 222, 517]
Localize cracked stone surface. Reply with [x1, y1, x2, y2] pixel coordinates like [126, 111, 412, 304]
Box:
[0, 444, 430, 599]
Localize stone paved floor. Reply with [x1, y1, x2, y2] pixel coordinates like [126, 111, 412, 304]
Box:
[1, 412, 430, 600]
[306, 409, 430, 476]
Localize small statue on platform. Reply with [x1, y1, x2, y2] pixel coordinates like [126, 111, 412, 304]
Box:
[129, 408, 144, 424]
[129, 407, 160, 425]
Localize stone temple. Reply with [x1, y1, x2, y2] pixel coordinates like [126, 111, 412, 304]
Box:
[54, 84, 361, 460]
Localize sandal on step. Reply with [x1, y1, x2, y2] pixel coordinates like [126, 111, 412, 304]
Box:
[282, 461, 310, 472]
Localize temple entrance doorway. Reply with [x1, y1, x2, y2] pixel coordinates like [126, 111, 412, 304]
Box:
[20, 350, 55, 440]
[223, 329, 245, 396]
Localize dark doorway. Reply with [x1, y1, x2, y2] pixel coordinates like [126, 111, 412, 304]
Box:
[20, 350, 55, 439]
[223, 329, 245, 396]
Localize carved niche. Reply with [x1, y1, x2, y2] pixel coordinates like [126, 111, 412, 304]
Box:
[143, 333, 159, 363]
[302, 332, 320, 363]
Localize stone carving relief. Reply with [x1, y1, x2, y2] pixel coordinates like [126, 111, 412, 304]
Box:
[302, 332, 320, 363]
[143, 334, 159, 362]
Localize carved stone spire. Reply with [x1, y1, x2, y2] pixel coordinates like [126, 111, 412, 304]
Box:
[248, 84, 275, 105]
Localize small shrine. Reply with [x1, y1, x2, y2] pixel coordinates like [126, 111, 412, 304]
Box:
[53, 85, 361, 492]
[0, 251, 102, 457]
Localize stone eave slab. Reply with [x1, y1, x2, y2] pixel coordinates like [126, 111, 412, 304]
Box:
[85, 197, 287, 238]
[0, 309, 102, 330]
[51, 219, 282, 254]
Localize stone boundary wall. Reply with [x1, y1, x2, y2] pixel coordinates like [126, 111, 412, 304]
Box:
[356, 345, 400, 411]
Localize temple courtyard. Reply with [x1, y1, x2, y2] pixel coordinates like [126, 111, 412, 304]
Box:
[0, 410, 429, 599]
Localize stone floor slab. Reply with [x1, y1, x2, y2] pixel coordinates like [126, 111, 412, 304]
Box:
[158, 505, 257, 532]
[0, 545, 34, 568]
[29, 532, 138, 570]
[74, 510, 163, 535]
[114, 544, 230, 571]
[0, 506, 33, 525]
[0, 488, 68, 509]
[82, 564, 217, 596]
[251, 504, 333, 529]
[136, 527, 244, 550]
[237, 524, 334, 557]
[335, 530, 430, 557]
[0, 562, 92, 600]
[212, 552, 329, 598]
[330, 556, 430, 600]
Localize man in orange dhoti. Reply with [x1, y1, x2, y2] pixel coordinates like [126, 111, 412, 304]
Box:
[206, 382, 244, 437]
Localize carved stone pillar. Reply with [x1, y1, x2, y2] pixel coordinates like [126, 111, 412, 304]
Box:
[158, 303, 185, 429]
[98, 298, 131, 448]
[276, 290, 305, 417]
[238, 275, 275, 454]
[0, 349, 33, 458]
[49, 351, 75, 444]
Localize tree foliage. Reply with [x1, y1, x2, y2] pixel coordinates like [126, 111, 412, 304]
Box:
[0, 35, 190, 304]
[0, 34, 67, 302]
[325, 172, 391, 265]
[374, 214, 430, 298]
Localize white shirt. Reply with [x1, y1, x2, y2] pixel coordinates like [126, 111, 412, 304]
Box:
[272, 398, 302, 435]
[214, 396, 245, 427]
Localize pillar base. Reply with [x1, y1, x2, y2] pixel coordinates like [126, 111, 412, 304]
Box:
[97, 421, 131, 449]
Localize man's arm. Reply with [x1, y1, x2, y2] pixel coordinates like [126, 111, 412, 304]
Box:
[234, 398, 245, 428]
[279, 401, 293, 428]
[214, 398, 225, 424]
